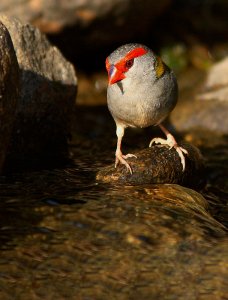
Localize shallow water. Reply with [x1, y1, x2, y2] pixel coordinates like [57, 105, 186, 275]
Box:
[0, 106, 227, 299]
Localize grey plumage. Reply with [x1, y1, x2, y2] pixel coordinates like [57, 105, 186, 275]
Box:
[106, 43, 187, 173]
[107, 43, 178, 128]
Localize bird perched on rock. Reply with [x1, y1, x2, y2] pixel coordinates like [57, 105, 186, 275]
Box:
[105, 43, 188, 174]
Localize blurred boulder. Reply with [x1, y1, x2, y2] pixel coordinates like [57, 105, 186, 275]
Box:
[0, 15, 77, 171]
[0, 0, 171, 65]
[199, 57, 228, 102]
[171, 57, 228, 135]
[0, 0, 171, 34]
[0, 21, 20, 173]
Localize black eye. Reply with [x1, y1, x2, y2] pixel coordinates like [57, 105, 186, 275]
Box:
[125, 58, 134, 69]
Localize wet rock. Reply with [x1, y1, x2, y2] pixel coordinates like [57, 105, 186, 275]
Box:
[171, 57, 228, 134]
[96, 142, 204, 188]
[0, 15, 77, 170]
[0, 22, 20, 173]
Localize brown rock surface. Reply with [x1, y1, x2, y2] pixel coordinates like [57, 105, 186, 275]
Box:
[97, 142, 204, 188]
[0, 21, 20, 172]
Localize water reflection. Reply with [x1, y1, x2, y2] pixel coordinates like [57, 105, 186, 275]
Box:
[0, 106, 227, 299]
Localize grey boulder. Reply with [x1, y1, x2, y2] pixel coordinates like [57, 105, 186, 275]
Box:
[171, 57, 228, 135]
[0, 15, 77, 170]
[0, 0, 171, 48]
[0, 21, 20, 172]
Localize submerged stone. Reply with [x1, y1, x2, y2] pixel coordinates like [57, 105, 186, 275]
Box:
[96, 142, 204, 188]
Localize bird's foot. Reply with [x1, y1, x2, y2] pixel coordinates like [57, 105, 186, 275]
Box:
[149, 134, 188, 171]
[115, 152, 137, 174]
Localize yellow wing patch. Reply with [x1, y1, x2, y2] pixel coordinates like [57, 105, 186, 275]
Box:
[155, 56, 166, 78]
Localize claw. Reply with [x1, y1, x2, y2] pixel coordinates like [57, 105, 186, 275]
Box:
[149, 138, 166, 148]
[115, 152, 137, 174]
[179, 147, 188, 155]
[175, 146, 188, 171]
[149, 133, 188, 171]
[123, 154, 137, 159]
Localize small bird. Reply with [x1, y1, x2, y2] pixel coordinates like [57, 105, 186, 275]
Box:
[105, 43, 188, 174]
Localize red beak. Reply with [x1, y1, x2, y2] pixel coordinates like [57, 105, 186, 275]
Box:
[108, 64, 125, 85]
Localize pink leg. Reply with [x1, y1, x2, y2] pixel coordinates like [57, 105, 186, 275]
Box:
[115, 124, 137, 174]
[149, 124, 188, 171]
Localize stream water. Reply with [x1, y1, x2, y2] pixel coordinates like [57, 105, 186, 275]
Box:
[0, 105, 227, 300]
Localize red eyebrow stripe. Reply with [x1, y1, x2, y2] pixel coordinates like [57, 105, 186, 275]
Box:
[125, 47, 148, 61]
[115, 47, 148, 72]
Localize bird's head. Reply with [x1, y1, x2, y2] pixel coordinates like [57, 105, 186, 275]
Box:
[105, 43, 167, 86]
[105, 44, 148, 85]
